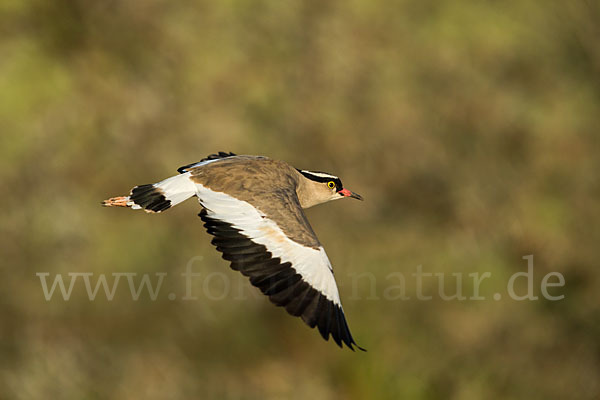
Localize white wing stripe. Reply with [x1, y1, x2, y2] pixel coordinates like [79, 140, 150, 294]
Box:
[195, 183, 342, 306]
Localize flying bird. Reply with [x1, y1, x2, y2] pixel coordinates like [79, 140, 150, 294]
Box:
[103, 152, 364, 350]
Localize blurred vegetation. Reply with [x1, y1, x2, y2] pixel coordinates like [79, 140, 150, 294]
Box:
[1, 0, 599, 398]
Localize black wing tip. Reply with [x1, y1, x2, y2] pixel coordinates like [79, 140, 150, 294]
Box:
[348, 341, 367, 352]
[333, 305, 366, 352]
[201, 151, 237, 161]
[339, 334, 367, 352]
[304, 297, 365, 352]
[177, 151, 237, 173]
[335, 333, 366, 352]
[321, 328, 366, 352]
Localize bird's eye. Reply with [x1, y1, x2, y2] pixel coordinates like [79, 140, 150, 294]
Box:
[327, 181, 336, 189]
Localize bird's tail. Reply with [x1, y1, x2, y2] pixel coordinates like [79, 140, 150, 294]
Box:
[102, 172, 197, 213]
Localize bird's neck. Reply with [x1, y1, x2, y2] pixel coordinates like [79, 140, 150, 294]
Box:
[296, 176, 329, 209]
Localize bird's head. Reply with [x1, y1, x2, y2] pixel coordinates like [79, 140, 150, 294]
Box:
[296, 169, 363, 208]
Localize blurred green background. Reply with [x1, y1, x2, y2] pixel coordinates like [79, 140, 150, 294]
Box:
[1, 0, 599, 398]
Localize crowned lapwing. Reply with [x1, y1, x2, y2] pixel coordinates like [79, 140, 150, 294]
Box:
[103, 152, 364, 350]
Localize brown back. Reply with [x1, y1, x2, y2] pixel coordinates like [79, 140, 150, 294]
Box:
[189, 156, 321, 249]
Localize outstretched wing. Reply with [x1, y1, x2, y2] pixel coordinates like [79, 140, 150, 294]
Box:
[177, 152, 237, 173]
[195, 183, 363, 350]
